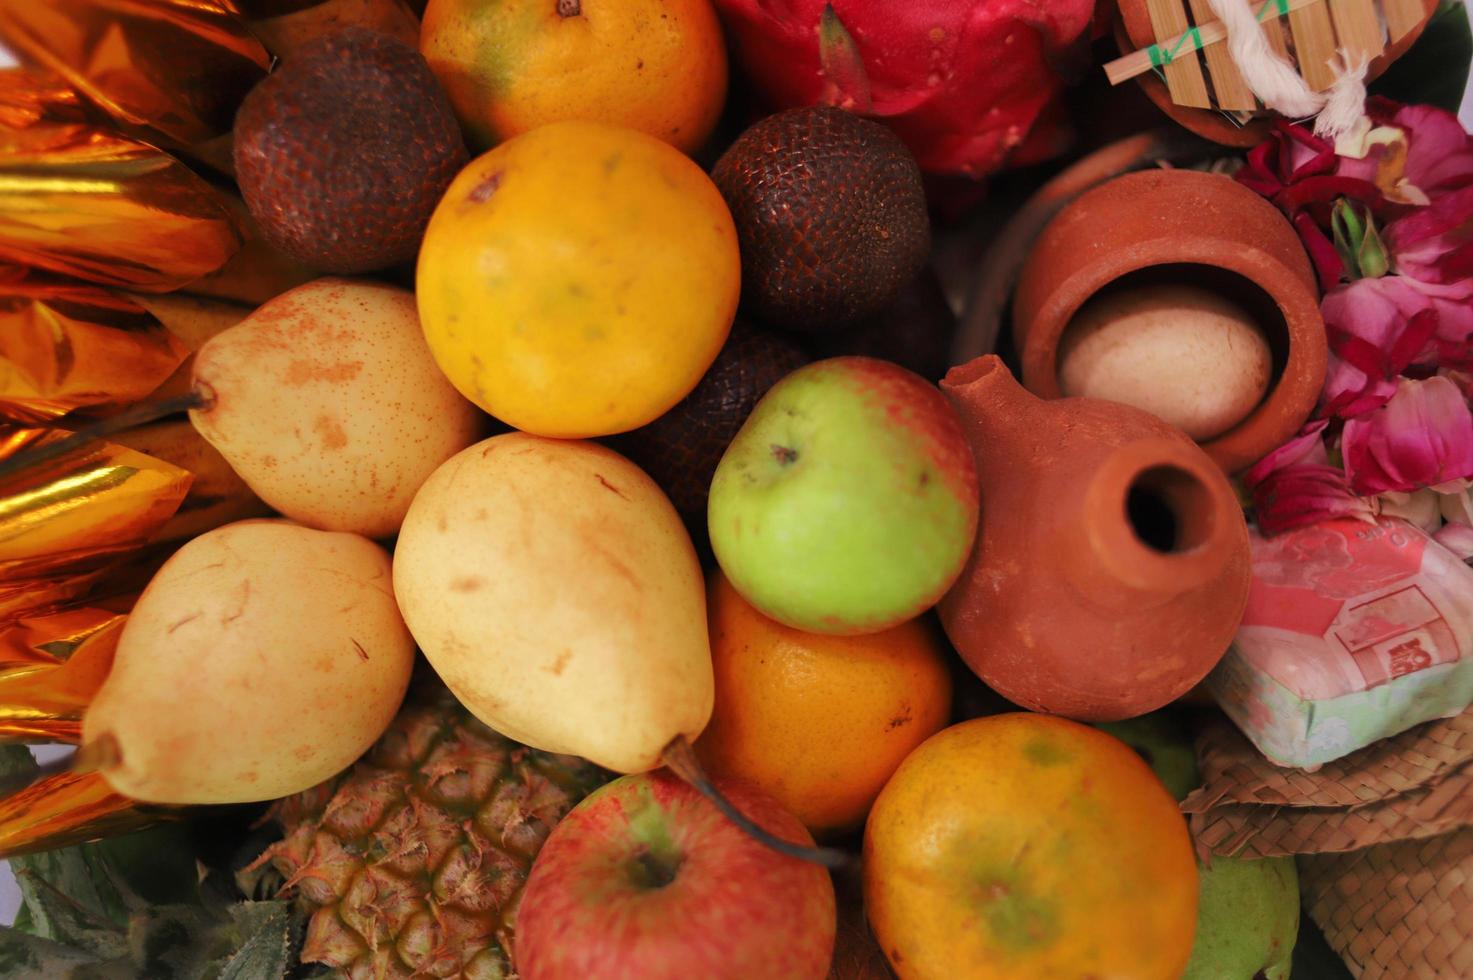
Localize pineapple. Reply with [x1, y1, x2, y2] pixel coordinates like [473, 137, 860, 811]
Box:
[245, 684, 609, 979]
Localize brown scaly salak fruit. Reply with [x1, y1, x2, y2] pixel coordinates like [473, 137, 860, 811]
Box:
[233, 27, 467, 274]
[244, 685, 609, 979]
[618, 319, 809, 522]
[711, 105, 930, 333]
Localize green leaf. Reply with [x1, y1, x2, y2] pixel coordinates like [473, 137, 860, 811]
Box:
[1369, 1, 1473, 114]
[127, 905, 227, 979]
[11, 842, 130, 937]
[0, 927, 105, 978]
[9, 873, 127, 962]
[10, 823, 206, 939]
[215, 902, 294, 980]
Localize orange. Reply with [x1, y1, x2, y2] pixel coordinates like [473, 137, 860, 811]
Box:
[416, 121, 739, 438]
[864, 714, 1198, 980]
[420, 0, 727, 153]
[694, 570, 952, 836]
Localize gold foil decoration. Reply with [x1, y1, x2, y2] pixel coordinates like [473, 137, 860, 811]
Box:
[0, 0, 271, 149]
[0, 109, 244, 291]
[0, 606, 124, 743]
[0, 770, 162, 858]
[0, 270, 189, 424]
[0, 429, 192, 623]
[0, 68, 89, 131]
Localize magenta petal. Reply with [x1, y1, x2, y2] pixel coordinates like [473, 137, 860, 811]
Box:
[1295, 212, 1347, 291]
[1394, 104, 1473, 197]
[1250, 463, 1376, 536]
[1342, 376, 1473, 494]
[1386, 185, 1473, 285]
[1245, 420, 1331, 488]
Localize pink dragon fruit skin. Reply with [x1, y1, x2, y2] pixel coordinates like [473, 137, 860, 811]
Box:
[711, 0, 1096, 179]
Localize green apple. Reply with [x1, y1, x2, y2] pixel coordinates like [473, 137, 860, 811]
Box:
[707, 356, 979, 634]
[1094, 714, 1200, 801]
[1099, 711, 1301, 979]
[1183, 854, 1299, 980]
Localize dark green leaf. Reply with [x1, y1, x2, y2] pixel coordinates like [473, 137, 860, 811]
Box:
[1369, 1, 1473, 114]
[11, 840, 127, 937]
[9, 872, 126, 961]
[216, 902, 294, 980]
[126, 905, 227, 979]
[0, 927, 103, 978]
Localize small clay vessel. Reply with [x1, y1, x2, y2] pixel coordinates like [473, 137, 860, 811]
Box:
[1013, 168, 1326, 474]
[938, 355, 1251, 722]
[1113, 0, 1437, 148]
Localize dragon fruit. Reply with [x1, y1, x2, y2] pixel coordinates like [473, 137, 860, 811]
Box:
[711, 0, 1095, 179]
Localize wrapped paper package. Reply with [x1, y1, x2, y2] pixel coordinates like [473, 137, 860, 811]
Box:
[1208, 517, 1473, 770]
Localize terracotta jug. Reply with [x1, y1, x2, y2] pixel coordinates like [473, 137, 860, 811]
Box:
[938, 355, 1251, 721]
[1013, 168, 1327, 474]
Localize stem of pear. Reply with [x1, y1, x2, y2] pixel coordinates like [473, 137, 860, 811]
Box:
[0, 390, 210, 482]
[661, 735, 853, 870]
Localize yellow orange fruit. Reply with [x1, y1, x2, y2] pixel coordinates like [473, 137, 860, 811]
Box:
[420, 0, 727, 153]
[864, 714, 1198, 980]
[694, 570, 952, 836]
[416, 121, 739, 438]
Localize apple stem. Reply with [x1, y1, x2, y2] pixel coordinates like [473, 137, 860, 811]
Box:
[0, 391, 209, 482]
[556, 0, 581, 16]
[661, 736, 853, 870]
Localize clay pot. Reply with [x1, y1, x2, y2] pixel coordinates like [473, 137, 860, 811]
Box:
[1114, 0, 1437, 147]
[937, 355, 1251, 722]
[1013, 168, 1326, 474]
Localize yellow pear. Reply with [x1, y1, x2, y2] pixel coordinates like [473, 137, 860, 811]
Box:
[393, 433, 712, 772]
[189, 277, 483, 538]
[83, 519, 415, 804]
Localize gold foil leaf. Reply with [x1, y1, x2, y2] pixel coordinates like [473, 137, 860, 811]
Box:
[0, 605, 124, 743]
[0, 118, 243, 292]
[0, 429, 191, 623]
[0, 273, 189, 423]
[0, 769, 161, 858]
[0, 67, 88, 131]
[0, 0, 271, 148]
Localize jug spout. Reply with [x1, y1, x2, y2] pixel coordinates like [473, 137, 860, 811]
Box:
[941, 355, 1036, 425]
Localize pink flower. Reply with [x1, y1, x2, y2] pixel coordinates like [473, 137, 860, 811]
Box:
[1320, 277, 1450, 417]
[1336, 102, 1473, 205]
[1383, 102, 1473, 199]
[1238, 122, 1381, 288]
[1385, 185, 1473, 286]
[1244, 421, 1376, 536]
[1342, 376, 1473, 495]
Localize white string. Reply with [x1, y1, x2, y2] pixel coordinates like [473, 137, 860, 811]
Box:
[1202, 0, 1369, 139]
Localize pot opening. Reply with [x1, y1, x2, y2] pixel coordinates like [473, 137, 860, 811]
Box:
[1057, 264, 1289, 440]
[1125, 465, 1214, 555]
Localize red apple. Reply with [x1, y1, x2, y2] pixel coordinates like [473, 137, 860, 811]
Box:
[515, 771, 837, 980]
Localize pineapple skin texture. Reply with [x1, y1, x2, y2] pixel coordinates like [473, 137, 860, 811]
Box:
[251, 687, 609, 979]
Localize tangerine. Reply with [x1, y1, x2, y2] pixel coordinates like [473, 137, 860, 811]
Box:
[420, 0, 727, 154]
[864, 713, 1198, 980]
[694, 571, 952, 836]
[416, 121, 739, 438]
